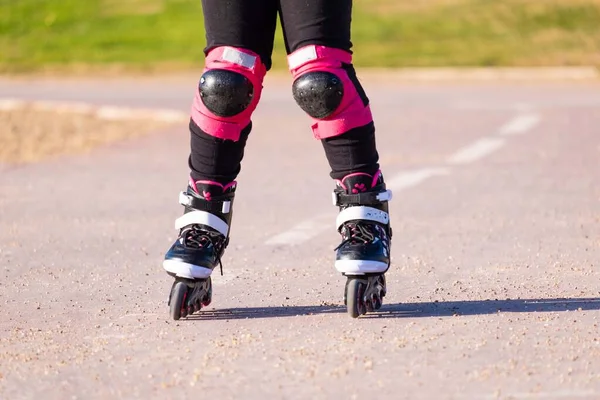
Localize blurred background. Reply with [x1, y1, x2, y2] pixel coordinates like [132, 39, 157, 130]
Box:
[1, 0, 599, 74]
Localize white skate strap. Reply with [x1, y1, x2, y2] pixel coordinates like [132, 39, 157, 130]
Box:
[336, 206, 389, 230]
[331, 189, 393, 206]
[175, 211, 229, 237]
[179, 191, 231, 214]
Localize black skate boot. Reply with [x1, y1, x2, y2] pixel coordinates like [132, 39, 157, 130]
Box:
[163, 179, 236, 320]
[332, 171, 392, 318]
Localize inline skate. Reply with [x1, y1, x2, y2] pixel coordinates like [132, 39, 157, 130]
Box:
[332, 171, 392, 318]
[163, 179, 236, 320]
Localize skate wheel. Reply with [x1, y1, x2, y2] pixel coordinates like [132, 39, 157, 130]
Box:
[346, 278, 367, 318]
[169, 281, 188, 321]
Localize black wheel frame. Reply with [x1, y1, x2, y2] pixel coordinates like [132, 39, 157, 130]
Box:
[345, 274, 387, 318]
[202, 277, 213, 307]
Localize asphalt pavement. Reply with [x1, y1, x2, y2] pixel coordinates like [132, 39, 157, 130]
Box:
[1, 74, 599, 399]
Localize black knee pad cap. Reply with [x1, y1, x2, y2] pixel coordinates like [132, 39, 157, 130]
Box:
[292, 71, 344, 119]
[199, 70, 254, 117]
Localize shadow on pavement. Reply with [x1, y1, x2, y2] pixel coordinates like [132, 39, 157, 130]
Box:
[186, 304, 344, 320]
[362, 297, 600, 319]
[185, 297, 600, 321]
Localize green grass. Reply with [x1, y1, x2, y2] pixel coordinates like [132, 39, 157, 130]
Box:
[351, 0, 600, 68]
[1, 0, 599, 73]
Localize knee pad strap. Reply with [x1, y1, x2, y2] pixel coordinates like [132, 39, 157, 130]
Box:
[288, 45, 373, 140]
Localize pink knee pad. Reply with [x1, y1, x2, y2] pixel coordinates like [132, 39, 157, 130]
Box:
[288, 45, 373, 140]
[191, 46, 267, 141]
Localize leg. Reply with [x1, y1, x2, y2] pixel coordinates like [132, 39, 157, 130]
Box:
[280, 0, 392, 317]
[279, 0, 379, 179]
[164, 0, 279, 320]
[190, 0, 279, 183]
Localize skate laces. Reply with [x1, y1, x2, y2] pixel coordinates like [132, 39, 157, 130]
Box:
[184, 225, 221, 248]
[335, 221, 377, 250]
[183, 225, 226, 275]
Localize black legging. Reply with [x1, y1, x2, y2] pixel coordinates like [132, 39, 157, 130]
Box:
[189, 0, 380, 183]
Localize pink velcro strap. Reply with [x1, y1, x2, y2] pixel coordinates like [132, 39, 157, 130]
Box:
[309, 105, 373, 139]
[287, 45, 373, 140]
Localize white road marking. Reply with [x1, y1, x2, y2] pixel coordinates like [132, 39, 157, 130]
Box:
[446, 137, 506, 165]
[0, 97, 188, 123]
[499, 113, 541, 135]
[385, 168, 450, 191]
[0, 98, 26, 110]
[96, 105, 188, 122]
[29, 100, 96, 114]
[265, 214, 332, 245]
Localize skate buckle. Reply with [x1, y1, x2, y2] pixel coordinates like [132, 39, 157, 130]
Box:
[179, 191, 192, 206]
[376, 189, 393, 202]
[331, 191, 339, 206]
[221, 201, 231, 214]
